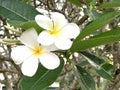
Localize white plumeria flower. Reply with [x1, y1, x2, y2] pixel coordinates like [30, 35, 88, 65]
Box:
[11, 29, 60, 77]
[35, 12, 80, 50]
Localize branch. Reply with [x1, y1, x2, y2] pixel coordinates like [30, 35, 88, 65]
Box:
[76, 15, 88, 25]
[46, 0, 67, 19]
[0, 69, 17, 73]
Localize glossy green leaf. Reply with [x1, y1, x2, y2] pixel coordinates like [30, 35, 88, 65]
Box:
[80, 51, 105, 65]
[90, 0, 97, 6]
[110, 0, 120, 2]
[79, 61, 89, 66]
[89, 0, 97, 11]
[75, 11, 120, 40]
[86, 0, 93, 5]
[76, 65, 96, 90]
[92, 28, 120, 38]
[19, 20, 42, 33]
[96, 63, 115, 80]
[98, 2, 120, 9]
[71, 28, 120, 52]
[80, 51, 115, 80]
[22, 0, 30, 2]
[67, 0, 82, 7]
[84, 8, 101, 20]
[21, 60, 64, 90]
[0, 0, 40, 21]
[7, 20, 24, 27]
[8, 20, 42, 33]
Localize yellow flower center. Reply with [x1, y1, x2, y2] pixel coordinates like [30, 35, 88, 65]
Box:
[49, 21, 62, 38]
[50, 29, 59, 35]
[49, 27, 61, 38]
[32, 46, 44, 56]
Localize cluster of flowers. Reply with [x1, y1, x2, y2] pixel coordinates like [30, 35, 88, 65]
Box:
[11, 12, 80, 77]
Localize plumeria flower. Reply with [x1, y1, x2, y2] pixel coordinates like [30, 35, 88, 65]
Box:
[35, 12, 80, 50]
[11, 29, 60, 77]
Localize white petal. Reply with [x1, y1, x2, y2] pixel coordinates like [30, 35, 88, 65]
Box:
[20, 29, 39, 48]
[39, 53, 60, 69]
[44, 44, 59, 52]
[61, 23, 80, 39]
[38, 31, 55, 46]
[21, 56, 39, 77]
[55, 38, 72, 50]
[35, 15, 53, 30]
[51, 12, 68, 30]
[11, 46, 32, 64]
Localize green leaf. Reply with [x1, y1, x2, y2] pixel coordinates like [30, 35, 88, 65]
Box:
[80, 51, 105, 65]
[0, 0, 40, 21]
[67, 0, 82, 7]
[89, 0, 97, 11]
[21, 60, 64, 90]
[80, 51, 115, 80]
[22, 0, 30, 2]
[84, 9, 100, 20]
[7, 20, 24, 27]
[71, 28, 120, 52]
[86, 0, 93, 5]
[8, 20, 42, 33]
[92, 28, 120, 38]
[79, 61, 89, 66]
[19, 20, 42, 33]
[110, 0, 120, 2]
[90, 0, 97, 6]
[98, 2, 120, 9]
[76, 65, 96, 90]
[96, 63, 115, 80]
[75, 11, 120, 40]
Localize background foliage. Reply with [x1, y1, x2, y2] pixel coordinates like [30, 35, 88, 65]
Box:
[0, 0, 120, 90]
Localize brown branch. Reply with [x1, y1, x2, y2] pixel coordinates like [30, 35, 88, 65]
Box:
[0, 69, 17, 73]
[38, 0, 47, 5]
[76, 15, 89, 25]
[0, 54, 22, 90]
[46, 0, 67, 19]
